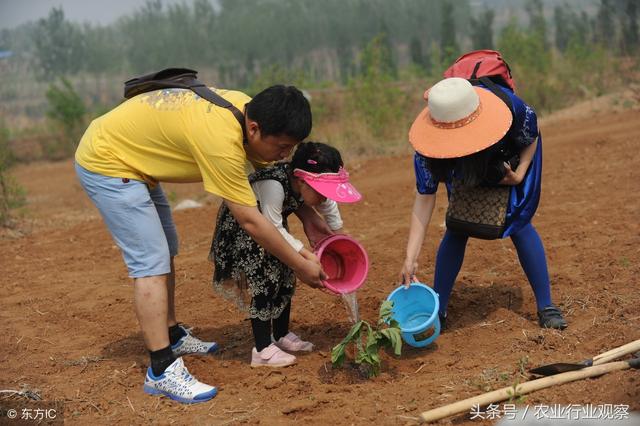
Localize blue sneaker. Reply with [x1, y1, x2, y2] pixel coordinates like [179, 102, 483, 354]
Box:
[537, 305, 568, 330]
[171, 325, 219, 357]
[143, 357, 217, 404]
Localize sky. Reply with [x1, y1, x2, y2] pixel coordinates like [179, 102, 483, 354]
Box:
[0, 0, 188, 29]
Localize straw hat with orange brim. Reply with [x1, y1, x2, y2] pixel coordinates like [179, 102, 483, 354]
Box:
[409, 77, 513, 159]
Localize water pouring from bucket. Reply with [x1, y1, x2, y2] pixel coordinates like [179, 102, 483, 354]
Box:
[386, 282, 441, 348]
[314, 234, 368, 323]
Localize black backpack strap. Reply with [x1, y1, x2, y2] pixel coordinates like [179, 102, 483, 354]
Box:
[124, 68, 248, 144]
[470, 61, 482, 79]
[124, 68, 198, 98]
[477, 76, 513, 114]
[475, 77, 518, 161]
[190, 84, 247, 144]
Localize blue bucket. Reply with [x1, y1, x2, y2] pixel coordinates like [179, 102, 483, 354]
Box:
[386, 283, 441, 348]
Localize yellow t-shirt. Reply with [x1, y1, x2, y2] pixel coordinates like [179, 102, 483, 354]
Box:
[75, 88, 262, 206]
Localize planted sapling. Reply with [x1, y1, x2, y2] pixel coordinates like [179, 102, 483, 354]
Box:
[331, 300, 402, 377]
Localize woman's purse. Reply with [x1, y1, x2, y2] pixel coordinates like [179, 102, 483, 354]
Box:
[445, 180, 510, 239]
[445, 153, 519, 240]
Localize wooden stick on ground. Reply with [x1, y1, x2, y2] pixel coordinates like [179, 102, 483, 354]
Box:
[591, 339, 640, 365]
[419, 359, 640, 423]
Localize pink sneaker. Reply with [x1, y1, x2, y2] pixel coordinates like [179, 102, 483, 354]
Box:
[251, 344, 296, 368]
[273, 332, 314, 352]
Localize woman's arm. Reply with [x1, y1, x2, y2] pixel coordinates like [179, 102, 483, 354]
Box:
[500, 137, 538, 186]
[400, 193, 436, 286]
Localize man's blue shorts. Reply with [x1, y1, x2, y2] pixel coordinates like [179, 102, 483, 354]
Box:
[75, 162, 179, 278]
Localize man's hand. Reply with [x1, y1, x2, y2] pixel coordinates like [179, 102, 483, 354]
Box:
[299, 248, 321, 266]
[294, 258, 327, 289]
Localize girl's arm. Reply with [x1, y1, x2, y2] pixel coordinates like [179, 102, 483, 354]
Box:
[252, 179, 305, 252]
[294, 204, 333, 247]
[314, 199, 343, 233]
[400, 193, 436, 286]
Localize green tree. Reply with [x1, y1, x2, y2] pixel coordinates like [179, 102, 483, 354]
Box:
[360, 31, 395, 78]
[525, 0, 548, 49]
[348, 34, 406, 140]
[470, 9, 495, 50]
[573, 11, 593, 46]
[561, 37, 613, 97]
[554, 4, 572, 52]
[119, 0, 173, 73]
[440, 0, 460, 66]
[31, 7, 84, 80]
[335, 33, 355, 84]
[595, 0, 616, 48]
[620, 0, 639, 54]
[409, 36, 431, 73]
[497, 21, 552, 110]
[45, 78, 86, 156]
[0, 122, 26, 227]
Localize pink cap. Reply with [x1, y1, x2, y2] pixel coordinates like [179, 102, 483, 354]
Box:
[293, 167, 362, 203]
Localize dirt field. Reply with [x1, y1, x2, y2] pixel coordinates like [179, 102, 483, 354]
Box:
[1, 100, 639, 425]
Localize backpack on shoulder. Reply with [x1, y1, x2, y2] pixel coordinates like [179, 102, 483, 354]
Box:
[442, 50, 521, 240]
[444, 49, 515, 92]
[123, 68, 247, 142]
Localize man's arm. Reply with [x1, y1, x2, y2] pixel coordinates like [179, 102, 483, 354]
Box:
[225, 200, 325, 287]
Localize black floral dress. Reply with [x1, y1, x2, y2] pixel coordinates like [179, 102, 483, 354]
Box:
[210, 163, 304, 321]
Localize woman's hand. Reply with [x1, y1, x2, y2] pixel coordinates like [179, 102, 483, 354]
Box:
[399, 259, 419, 288]
[499, 162, 524, 186]
[500, 138, 537, 186]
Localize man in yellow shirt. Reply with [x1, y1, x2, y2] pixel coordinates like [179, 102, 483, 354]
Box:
[75, 85, 327, 404]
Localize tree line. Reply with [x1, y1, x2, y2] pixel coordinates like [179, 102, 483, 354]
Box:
[0, 0, 638, 226]
[1, 0, 635, 88]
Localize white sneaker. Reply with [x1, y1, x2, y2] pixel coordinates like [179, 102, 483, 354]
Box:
[143, 357, 217, 404]
[171, 325, 219, 357]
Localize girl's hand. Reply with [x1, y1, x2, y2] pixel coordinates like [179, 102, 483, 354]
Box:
[399, 259, 419, 288]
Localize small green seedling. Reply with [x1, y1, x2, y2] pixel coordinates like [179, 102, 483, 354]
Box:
[331, 300, 403, 377]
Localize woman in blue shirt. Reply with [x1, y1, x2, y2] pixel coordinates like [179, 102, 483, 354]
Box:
[400, 77, 567, 330]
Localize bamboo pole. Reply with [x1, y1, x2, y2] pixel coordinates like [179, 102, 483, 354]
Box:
[592, 339, 640, 365]
[419, 359, 639, 423]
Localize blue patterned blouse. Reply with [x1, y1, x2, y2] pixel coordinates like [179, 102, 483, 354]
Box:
[413, 85, 542, 237]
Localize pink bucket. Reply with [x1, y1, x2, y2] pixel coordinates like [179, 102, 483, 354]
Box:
[313, 234, 369, 294]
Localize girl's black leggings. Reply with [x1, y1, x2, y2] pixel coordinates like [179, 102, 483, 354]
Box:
[250, 302, 291, 351]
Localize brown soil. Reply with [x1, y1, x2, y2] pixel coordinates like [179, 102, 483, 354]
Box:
[1, 103, 639, 425]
